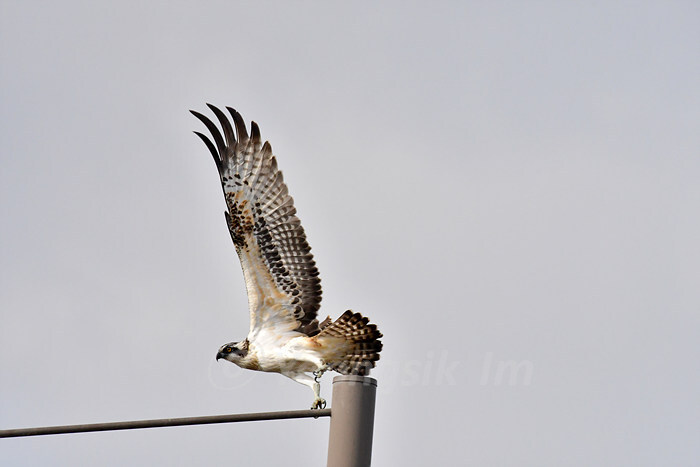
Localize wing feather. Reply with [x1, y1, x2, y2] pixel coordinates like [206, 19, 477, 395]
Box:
[192, 105, 322, 337]
[226, 107, 249, 141]
[191, 111, 227, 164]
[207, 103, 236, 149]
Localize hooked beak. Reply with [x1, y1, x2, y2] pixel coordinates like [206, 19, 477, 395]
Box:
[216, 351, 223, 361]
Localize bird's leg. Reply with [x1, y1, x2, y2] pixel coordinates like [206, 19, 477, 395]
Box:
[310, 379, 326, 410]
[284, 372, 326, 410]
[313, 368, 326, 383]
[310, 367, 328, 408]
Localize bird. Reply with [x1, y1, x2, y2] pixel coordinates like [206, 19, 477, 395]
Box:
[191, 104, 383, 409]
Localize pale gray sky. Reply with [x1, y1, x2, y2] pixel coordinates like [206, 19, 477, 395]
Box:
[1, 1, 698, 465]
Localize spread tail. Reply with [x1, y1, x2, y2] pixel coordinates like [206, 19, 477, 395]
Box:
[318, 310, 383, 376]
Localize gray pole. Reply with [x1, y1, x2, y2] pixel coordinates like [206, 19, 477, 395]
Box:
[326, 375, 377, 467]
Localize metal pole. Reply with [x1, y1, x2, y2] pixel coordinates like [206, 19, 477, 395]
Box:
[327, 375, 377, 467]
[0, 409, 331, 438]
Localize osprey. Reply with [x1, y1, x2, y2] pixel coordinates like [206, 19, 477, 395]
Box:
[191, 105, 383, 409]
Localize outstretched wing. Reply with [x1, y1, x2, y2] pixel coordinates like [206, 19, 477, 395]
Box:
[191, 104, 322, 337]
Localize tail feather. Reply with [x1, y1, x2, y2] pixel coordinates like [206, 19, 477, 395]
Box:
[318, 310, 383, 376]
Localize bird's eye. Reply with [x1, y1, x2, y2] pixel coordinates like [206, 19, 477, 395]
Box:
[225, 347, 232, 353]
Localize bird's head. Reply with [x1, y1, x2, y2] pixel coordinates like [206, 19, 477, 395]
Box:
[216, 340, 249, 364]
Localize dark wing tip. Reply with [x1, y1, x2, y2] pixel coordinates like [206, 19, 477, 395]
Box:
[191, 107, 228, 166]
[261, 140, 273, 156]
[207, 104, 237, 148]
[193, 131, 221, 170]
[226, 106, 249, 141]
[250, 121, 261, 144]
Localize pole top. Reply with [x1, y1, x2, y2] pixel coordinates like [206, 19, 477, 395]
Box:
[332, 375, 377, 387]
